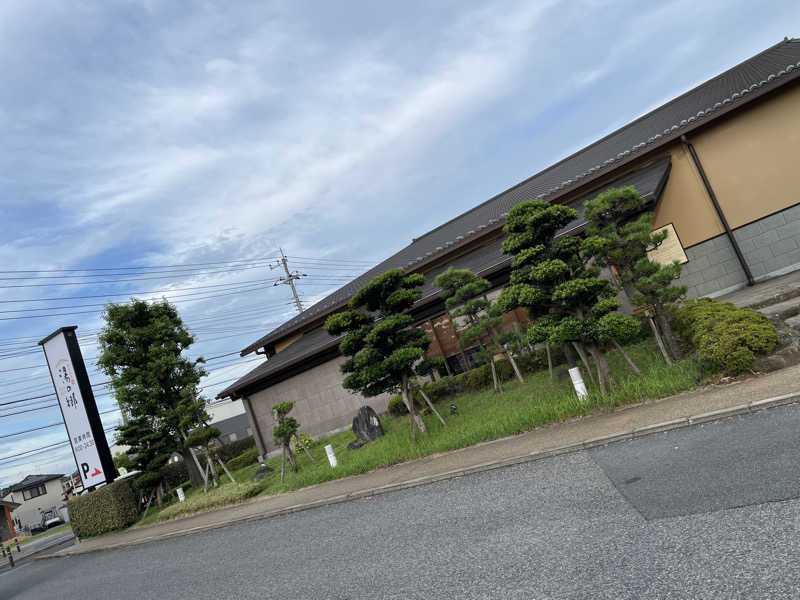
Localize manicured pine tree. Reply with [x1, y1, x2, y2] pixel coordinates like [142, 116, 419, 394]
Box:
[582, 186, 686, 362]
[272, 401, 300, 482]
[498, 199, 640, 393]
[324, 269, 432, 442]
[434, 267, 524, 393]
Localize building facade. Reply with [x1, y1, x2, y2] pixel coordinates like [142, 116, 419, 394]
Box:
[2, 474, 65, 533]
[220, 39, 800, 457]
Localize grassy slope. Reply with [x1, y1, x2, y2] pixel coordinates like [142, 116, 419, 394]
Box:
[137, 340, 702, 524]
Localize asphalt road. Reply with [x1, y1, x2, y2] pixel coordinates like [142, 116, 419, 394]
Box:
[4, 405, 800, 599]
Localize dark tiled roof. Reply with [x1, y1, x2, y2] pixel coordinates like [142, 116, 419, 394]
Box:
[220, 155, 672, 398]
[8, 474, 63, 492]
[240, 39, 800, 357]
[212, 413, 251, 439]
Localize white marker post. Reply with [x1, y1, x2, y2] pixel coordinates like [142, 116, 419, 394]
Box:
[325, 444, 338, 468]
[568, 366, 588, 402]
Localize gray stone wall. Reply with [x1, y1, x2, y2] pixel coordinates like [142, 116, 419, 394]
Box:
[734, 203, 800, 281]
[676, 204, 800, 299]
[675, 234, 748, 299]
[245, 356, 392, 452]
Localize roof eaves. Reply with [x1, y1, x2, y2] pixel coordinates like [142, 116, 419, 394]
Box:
[238, 39, 800, 356]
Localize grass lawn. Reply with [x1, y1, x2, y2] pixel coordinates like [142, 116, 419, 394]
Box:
[136, 340, 702, 525]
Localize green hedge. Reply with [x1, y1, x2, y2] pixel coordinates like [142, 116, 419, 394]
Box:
[68, 478, 139, 538]
[674, 298, 780, 374]
[215, 436, 256, 463]
[227, 447, 260, 471]
[388, 348, 562, 414]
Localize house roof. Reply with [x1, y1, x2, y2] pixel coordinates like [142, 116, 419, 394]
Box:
[213, 413, 251, 438]
[7, 474, 63, 493]
[240, 38, 800, 358]
[220, 156, 672, 399]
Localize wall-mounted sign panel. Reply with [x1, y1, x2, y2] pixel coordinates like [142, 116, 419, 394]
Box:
[40, 327, 116, 489]
[648, 223, 688, 266]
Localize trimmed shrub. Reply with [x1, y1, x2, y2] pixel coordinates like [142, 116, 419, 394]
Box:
[68, 478, 139, 538]
[227, 447, 259, 471]
[215, 436, 256, 463]
[674, 298, 780, 374]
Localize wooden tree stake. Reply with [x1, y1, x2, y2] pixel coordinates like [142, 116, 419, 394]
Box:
[612, 339, 642, 375]
[417, 387, 446, 426]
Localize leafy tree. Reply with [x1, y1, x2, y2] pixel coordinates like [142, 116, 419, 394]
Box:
[324, 269, 431, 442]
[498, 199, 640, 393]
[98, 299, 208, 502]
[434, 267, 524, 393]
[582, 186, 686, 361]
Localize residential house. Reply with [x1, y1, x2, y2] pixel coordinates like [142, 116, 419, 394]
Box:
[2, 474, 65, 533]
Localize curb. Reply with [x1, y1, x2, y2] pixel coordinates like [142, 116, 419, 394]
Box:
[45, 391, 800, 559]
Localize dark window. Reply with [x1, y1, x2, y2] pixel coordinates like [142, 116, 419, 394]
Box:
[22, 484, 47, 501]
[445, 354, 467, 375]
[464, 347, 486, 369]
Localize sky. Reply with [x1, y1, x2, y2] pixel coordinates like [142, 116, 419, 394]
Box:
[1, 0, 798, 487]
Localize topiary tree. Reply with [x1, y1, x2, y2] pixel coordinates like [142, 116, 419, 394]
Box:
[98, 299, 208, 505]
[435, 267, 524, 393]
[498, 198, 640, 393]
[582, 186, 686, 362]
[272, 401, 300, 482]
[324, 269, 432, 443]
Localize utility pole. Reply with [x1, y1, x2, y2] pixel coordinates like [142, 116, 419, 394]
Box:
[270, 248, 306, 313]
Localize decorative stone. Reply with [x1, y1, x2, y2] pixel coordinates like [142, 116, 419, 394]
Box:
[347, 439, 364, 450]
[352, 406, 384, 442]
[252, 464, 274, 481]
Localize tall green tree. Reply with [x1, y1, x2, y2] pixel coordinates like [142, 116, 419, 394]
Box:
[435, 267, 524, 393]
[324, 269, 431, 442]
[498, 199, 640, 392]
[98, 299, 208, 500]
[582, 186, 686, 361]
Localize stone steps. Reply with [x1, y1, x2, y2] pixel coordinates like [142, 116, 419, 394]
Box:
[784, 314, 800, 331]
[743, 284, 800, 310]
[756, 296, 800, 321]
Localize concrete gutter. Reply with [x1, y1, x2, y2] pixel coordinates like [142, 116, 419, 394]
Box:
[42, 390, 800, 559]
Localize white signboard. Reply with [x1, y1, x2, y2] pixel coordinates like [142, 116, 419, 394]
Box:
[42, 331, 108, 488]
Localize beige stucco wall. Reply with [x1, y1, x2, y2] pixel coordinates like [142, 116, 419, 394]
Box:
[692, 83, 800, 229]
[246, 356, 392, 452]
[653, 83, 800, 248]
[652, 144, 723, 248]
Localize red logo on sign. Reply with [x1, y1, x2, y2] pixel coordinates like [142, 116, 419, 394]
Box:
[91, 468, 102, 477]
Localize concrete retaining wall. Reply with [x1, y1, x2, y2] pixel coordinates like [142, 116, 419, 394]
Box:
[677, 203, 800, 299]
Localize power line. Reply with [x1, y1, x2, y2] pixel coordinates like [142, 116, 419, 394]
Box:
[0, 277, 279, 304]
[0, 283, 274, 321]
[0, 257, 281, 274]
[0, 407, 120, 439]
[0, 265, 275, 288]
[0, 425, 118, 465]
[0, 280, 281, 314]
[288, 256, 375, 265]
